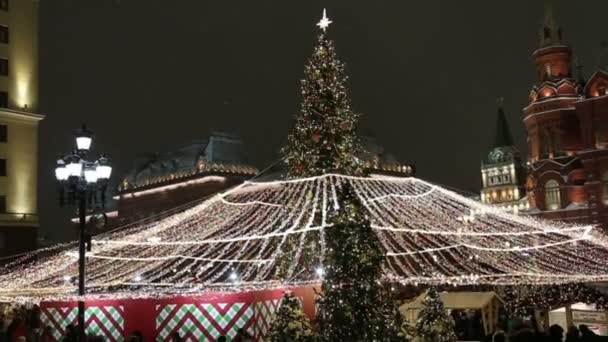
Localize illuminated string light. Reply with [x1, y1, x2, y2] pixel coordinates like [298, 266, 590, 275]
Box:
[1, 174, 608, 301]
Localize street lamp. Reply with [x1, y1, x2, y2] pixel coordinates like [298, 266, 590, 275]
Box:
[55, 124, 111, 340]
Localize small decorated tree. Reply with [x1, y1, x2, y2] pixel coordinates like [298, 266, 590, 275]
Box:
[414, 288, 457, 342]
[266, 292, 314, 342]
[316, 181, 401, 341]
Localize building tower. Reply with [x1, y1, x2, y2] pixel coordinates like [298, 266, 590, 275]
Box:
[523, 1, 608, 227]
[0, 0, 43, 256]
[480, 101, 527, 213]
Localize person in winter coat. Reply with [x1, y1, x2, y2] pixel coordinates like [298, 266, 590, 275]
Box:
[565, 326, 580, 342]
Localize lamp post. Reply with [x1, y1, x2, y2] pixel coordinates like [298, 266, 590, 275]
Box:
[55, 124, 112, 340]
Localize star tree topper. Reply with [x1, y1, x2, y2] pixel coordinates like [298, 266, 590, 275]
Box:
[317, 8, 332, 32]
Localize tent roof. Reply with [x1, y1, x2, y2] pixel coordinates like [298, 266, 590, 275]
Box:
[400, 291, 503, 312]
[3, 174, 608, 301]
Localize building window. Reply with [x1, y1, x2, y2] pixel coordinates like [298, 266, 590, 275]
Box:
[545, 180, 561, 210]
[0, 0, 7, 11]
[0, 58, 8, 76]
[0, 91, 7, 108]
[0, 159, 6, 176]
[0, 195, 5, 212]
[0, 26, 7, 44]
[0, 125, 6, 142]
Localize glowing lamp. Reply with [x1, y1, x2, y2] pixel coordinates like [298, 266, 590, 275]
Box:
[96, 155, 112, 180]
[74, 125, 93, 152]
[66, 154, 83, 178]
[84, 163, 98, 184]
[55, 159, 69, 181]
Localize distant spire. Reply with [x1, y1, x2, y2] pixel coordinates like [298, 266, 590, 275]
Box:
[494, 98, 514, 148]
[539, 0, 563, 48]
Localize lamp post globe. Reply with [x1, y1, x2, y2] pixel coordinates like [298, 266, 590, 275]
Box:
[55, 125, 110, 340]
[74, 124, 93, 154]
[54, 158, 69, 182]
[96, 155, 112, 181]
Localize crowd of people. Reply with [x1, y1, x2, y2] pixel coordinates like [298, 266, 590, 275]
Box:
[487, 322, 608, 342]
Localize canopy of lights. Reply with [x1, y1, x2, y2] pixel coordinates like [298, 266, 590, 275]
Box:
[2, 174, 608, 301]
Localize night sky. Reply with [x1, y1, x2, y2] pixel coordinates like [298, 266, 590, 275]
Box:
[38, 1, 608, 241]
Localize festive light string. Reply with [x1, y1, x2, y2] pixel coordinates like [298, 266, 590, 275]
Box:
[3, 174, 608, 300]
[218, 197, 283, 208]
[65, 251, 272, 263]
[372, 225, 591, 236]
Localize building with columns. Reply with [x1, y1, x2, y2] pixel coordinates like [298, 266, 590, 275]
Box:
[0, 0, 43, 256]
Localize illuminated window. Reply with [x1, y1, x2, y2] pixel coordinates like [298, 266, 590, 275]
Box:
[0, 125, 5, 142]
[0, 26, 8, 44]
[545, 180, 561, 210]
[0, 58, 7, 76]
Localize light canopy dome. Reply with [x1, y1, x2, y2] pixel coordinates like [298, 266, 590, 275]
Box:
[2, 174, 608, 300]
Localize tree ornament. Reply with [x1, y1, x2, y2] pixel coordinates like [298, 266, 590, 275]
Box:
[312, 133, 322, 143]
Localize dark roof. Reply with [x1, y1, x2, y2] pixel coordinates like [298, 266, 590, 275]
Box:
[119, 132, 257, 191]
[253, 136, 414, 181]
[483, 105, 521, 166]
[494, 106, 514, 148]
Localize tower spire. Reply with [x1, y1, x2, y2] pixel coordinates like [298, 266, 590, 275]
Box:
[494, 98, 514, 148]
[539, 0, 563, 48]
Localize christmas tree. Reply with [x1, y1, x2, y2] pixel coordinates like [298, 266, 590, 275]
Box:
[281, 9, 364, 178]
[413, 288, 457, 342]
[316, 180, 401, 341]
[281, 9, 401, 341]
[266, 291, 314, 342]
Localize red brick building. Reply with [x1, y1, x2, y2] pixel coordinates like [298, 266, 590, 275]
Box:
[488, 4, 608, 227]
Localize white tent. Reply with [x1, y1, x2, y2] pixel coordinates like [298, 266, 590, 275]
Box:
[400, 291, 504, 335]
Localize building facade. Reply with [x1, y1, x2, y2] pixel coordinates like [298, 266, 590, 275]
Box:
[0, 0, 42, 256]
[481, 3, 608, 227]
[110, 132, 258, 228]
[480, 104, 528, 213]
